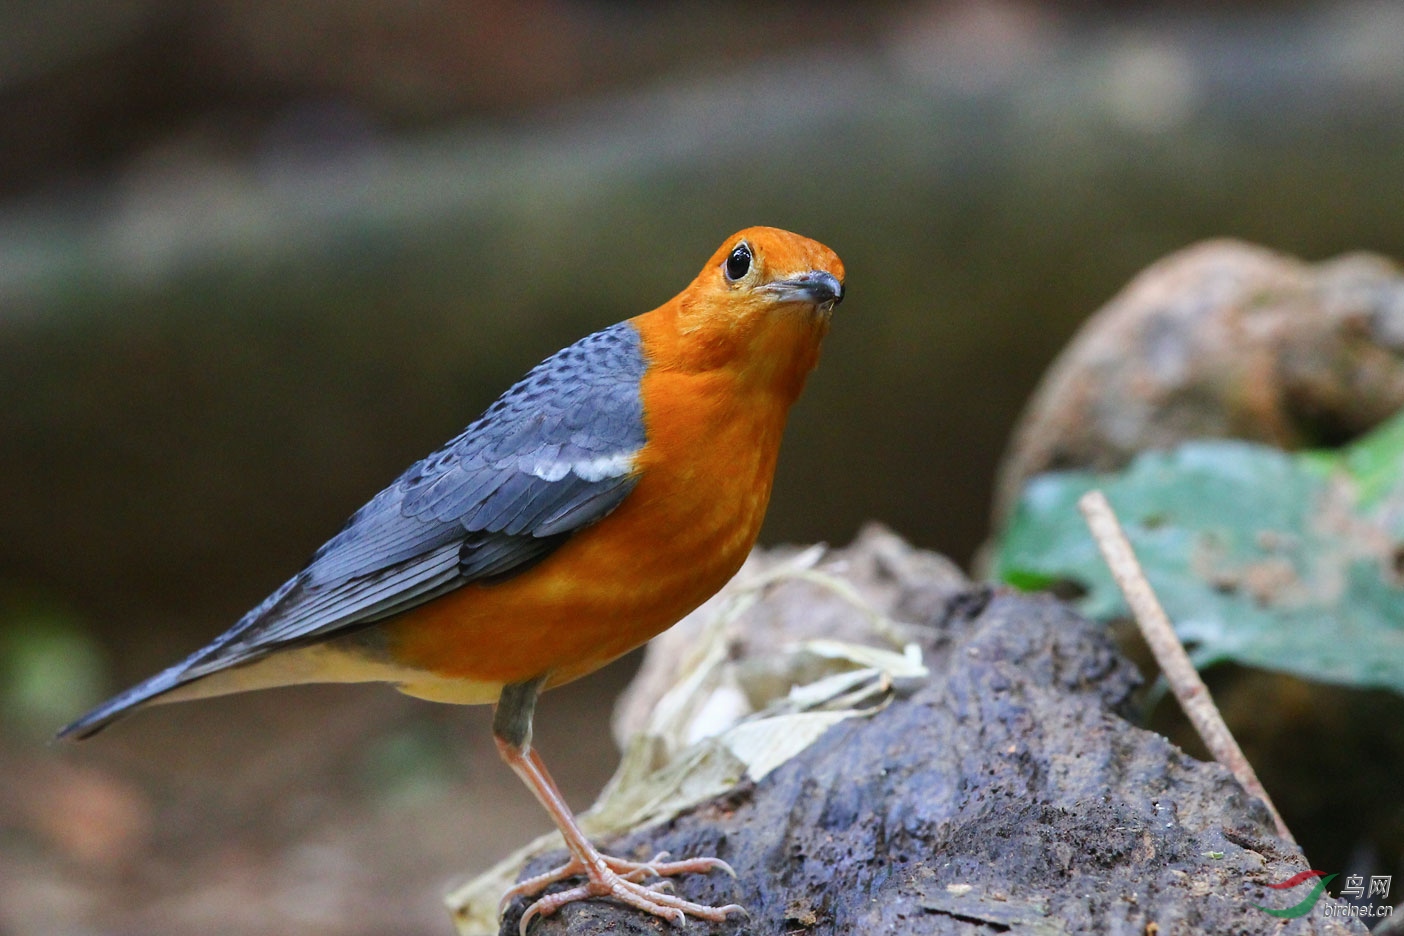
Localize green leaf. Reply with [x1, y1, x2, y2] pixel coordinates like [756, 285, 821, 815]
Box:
[992, 410, 1404, 695]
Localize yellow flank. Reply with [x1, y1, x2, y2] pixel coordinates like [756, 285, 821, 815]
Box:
[152, 638, 502, 707]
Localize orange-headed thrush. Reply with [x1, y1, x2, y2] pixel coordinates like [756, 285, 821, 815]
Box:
[61, 226, 845, 930]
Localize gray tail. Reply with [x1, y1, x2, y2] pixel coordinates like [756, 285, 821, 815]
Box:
[57, 588, 285, 740]
[56, 661, 194, 740]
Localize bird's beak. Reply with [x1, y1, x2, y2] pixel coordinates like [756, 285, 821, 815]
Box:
[763, 271, 844, 309]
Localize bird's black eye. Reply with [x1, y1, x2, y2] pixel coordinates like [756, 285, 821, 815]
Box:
[724, 242, 752, 282]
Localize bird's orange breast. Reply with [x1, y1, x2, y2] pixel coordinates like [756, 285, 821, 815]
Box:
[380, 307, 824, 692]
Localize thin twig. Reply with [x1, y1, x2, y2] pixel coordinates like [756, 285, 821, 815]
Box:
[1077, 489, 1295, 844]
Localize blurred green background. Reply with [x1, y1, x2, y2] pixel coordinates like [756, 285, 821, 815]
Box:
[3, 2, 1403, 934]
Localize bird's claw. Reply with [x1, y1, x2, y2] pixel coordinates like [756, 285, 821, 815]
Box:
[504, 850, 744, 935]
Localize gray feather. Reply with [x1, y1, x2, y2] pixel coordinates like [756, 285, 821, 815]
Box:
[59, 321, 650, 738]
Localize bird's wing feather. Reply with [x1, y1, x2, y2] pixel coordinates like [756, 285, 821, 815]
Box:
[183, 320, 649, 675]
[59, 320, 650, 738]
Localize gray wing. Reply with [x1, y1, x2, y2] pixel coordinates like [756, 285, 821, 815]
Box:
[59, 321, 648, 737]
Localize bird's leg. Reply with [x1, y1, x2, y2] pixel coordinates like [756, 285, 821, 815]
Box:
[492, 678, 744, 934]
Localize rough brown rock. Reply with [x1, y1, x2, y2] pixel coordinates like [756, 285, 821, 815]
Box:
[993, 240, 1404, 529]
[500, 533, 1363, 935]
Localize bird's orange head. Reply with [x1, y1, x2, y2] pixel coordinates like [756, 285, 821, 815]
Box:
[646, 226, 845, 403]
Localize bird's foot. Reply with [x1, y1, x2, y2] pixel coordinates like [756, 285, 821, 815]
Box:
[502, 851, 744, 934]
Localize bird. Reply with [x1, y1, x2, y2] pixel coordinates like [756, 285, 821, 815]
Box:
[60, 226, 845, 932]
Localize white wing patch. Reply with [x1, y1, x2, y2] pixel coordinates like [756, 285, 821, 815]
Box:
[524, 449, 638, 484]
